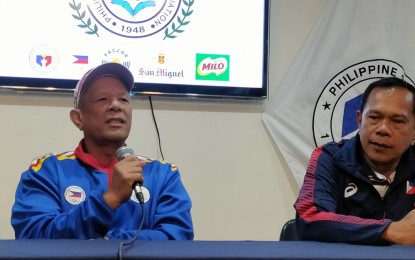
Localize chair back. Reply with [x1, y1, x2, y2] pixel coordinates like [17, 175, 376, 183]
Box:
[279, 219, 300, 241]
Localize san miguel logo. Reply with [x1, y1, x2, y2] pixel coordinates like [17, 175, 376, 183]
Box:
[68, 0, 194, 39]
[312, 59, 414, 147]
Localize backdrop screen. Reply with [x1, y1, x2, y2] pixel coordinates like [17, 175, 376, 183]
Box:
[0, 0, 269, 100]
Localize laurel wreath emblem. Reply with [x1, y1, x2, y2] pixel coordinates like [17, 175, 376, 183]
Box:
[164, 0, 194, 40]
[69, 0, 99, 37]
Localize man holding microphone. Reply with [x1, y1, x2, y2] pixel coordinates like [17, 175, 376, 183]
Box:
[11, 62, 193, 240]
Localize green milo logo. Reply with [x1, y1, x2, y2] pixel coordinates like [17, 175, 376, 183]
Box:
[195, 54, 230, 81]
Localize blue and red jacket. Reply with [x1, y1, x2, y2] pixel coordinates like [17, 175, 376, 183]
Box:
[11, 140, 194, 240]
[295, 134, 415, 245]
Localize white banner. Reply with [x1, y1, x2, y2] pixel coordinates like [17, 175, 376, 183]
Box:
[263, 0, 415, 186]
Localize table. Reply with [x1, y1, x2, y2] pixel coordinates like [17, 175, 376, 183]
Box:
[1, 239, 415, 259]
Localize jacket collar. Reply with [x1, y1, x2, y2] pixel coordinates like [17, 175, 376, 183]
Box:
[74, 139, 119, 173]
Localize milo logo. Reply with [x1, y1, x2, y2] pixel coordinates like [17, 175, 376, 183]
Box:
[195, 54, 230, 81]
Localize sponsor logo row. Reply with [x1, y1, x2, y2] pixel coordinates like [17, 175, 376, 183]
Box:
[29, 45, 230, 82]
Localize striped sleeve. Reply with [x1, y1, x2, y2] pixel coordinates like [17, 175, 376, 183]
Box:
[294, 146, 390, 245]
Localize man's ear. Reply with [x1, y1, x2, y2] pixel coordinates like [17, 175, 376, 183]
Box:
[70, 109, 83, 131]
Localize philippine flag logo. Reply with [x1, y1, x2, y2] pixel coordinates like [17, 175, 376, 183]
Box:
[406, 180, 415, 195]
[69, 191, 82, 198]
[73, 55, 88, 64]
[64, 186, 86, 205]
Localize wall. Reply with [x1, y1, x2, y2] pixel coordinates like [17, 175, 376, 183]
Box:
[0, 0, 327, 240]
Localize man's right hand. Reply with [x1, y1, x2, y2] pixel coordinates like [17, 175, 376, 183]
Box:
[103, 156, 145, 209]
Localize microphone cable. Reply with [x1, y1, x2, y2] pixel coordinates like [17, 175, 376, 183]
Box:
[117, 190, 145, 260]
[148, 96, 165, 160]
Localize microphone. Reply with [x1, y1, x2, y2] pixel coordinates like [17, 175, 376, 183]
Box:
[115, 146, 144, 204]
[116, 146, 135, 160]
[116, 146, 146, 258]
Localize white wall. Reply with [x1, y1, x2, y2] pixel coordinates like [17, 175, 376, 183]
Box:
[0, 0, 327, 240]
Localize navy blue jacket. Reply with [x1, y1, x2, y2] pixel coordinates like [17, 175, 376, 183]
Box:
[295, 134, 415, 245]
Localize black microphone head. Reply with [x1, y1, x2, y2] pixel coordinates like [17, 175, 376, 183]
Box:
[116, 146, 135, 160]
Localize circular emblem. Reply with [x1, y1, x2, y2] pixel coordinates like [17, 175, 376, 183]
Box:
[102, 48, 131, 67]
[86, 0, 181, 38]
[64, 186, 86, 205]
[29, 44, 59, 73]
[130, 186, 150, 204]
[312, 59, 414, 147]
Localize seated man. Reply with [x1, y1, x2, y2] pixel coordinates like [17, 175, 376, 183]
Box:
[11, 62, 194, 240]
[295, 77, 415, 245]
